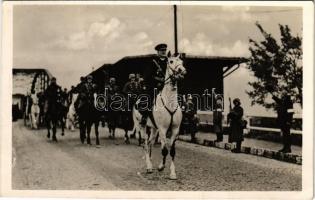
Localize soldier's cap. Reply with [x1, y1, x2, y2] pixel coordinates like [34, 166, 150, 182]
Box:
[87, 75, 93, 80]
[187, 94, 193, 100]
[233, 98, 241, 104]
[155, 43, 167, 51]
[51, 77, 56, 81]
[110, 77, 116, 81]
[129, 73, 136, 79]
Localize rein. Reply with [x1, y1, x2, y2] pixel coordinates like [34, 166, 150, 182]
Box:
[160, 94, 179, 129]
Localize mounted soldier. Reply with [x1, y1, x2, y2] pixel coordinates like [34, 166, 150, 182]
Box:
[74, 75, 100, 144]
[123, 73, 140, 104]
[139, 43, 169, 126]
[43, 77, 63, 141]
[107, 77, 119, 97]
[107, 77, 121, 139]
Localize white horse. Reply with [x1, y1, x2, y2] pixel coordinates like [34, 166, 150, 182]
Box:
[133, 53, 186, 180]
[30, 93, 40, 129]
[66, 93, 79, 131]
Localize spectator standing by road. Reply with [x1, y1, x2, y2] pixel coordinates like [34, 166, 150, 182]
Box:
[183, 94, 198, 143]
[228, 98, 244, 153]
[272, 94, 294, 153]
[213, 98, 223, 142]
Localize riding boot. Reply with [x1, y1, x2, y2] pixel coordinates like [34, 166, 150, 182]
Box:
[140, 114, 148, 126]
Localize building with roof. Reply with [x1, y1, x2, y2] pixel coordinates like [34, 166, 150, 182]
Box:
[80, 54, 246, 110]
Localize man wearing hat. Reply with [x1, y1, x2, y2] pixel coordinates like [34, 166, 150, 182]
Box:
[272, 94, 294, 153]
[75, 75, 97, 112]
[139, 43, 169, 126]
[182, 94, 198, 142]
[123, 74, 139, 96]
[108, 77, 119, 96]
[43, 77, 63, 141]
[227, 98, 245, 153]
[123, 73, 139, 110]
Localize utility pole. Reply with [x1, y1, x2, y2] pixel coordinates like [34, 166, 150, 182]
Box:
[173, 5, 178, 54]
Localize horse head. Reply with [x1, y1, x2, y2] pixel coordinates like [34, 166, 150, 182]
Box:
[166, 52, 186, 85]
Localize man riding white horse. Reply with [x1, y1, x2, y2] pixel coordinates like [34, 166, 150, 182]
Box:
[134, 43, 186, 180]
[139, 43, 169, 126]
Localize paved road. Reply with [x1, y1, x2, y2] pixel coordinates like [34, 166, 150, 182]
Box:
[12, 121, 301, 191]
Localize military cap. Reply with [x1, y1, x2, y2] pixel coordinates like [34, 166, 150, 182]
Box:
[155, 43, 167, 51]
[51, 77, 56, 81]
[129, 73, 136, 79]
[233, 98, 241, 105]
[110, 77, 116, 82]
[187, 94, 192, 100]
[87, 75, 93, 80]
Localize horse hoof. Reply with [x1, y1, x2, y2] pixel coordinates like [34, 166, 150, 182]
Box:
[47, 134, 50, 138]
[169, 174, 177, 180]
[125, 140, 130, 144]
[61, 132, 64, 136]
[146, 169, 153, 174]
[158, 165, 165, 172]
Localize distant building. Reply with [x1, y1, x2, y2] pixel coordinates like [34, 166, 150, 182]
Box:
[78, 54, 246, 110]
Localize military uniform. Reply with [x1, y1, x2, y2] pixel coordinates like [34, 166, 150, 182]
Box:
[75, 82, 97, 111]
[273, 95, 294, 153]
[123, 80, 139, 96]
[182, 99, 198, 142]
[228, 98, 244, 153]
[44, 83, 62, 109]
[138, 43, 168, 125]
[108, 82, 120, 96]
[213, 101, 223, 142]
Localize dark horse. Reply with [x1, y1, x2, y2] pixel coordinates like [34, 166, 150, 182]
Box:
[107, 94, 142, 145]
[75, 92, 103, 145]
[44, 97, 64, 142]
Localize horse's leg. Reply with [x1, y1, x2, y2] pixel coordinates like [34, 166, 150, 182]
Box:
[131, 128, 136, 138]
[95, 120, 100, 145]
[155, 132, 160, 144]
[144, 127, 155, 173]
[138, 130, 142, 146]
[52, 119, 58, 142]
[169, 129, 179, 180]
[86, 120, 92, 145]
[46, 116, 51, 138]
[158, 128, 168, 172]
[79, 119, 85, 144]
[125, 129, 130, 144]
[61, 114, 65, 136]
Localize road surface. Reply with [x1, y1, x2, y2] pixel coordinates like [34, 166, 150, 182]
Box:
[12, 121, 301, 191]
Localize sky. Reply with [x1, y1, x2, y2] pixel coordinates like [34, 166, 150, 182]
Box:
[13, 5, 302, 115]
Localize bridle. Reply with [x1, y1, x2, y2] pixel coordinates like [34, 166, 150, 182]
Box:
[164, 61, 186, 85]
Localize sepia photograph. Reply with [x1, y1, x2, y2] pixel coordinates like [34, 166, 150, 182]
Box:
[1, 1, 314, 199]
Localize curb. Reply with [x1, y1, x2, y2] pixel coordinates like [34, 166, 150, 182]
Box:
[178, 136, 302, 165]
